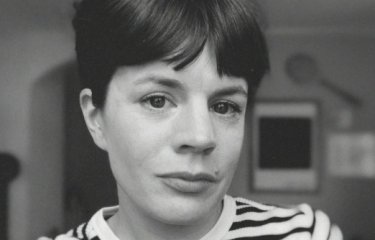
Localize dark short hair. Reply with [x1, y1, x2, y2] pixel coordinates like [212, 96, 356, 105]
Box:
[73, 0, 269, 108]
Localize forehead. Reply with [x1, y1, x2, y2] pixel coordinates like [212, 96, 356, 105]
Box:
[110, 46, 248, 93]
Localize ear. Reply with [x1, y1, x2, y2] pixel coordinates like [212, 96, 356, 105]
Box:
[79, 88, 107, 151]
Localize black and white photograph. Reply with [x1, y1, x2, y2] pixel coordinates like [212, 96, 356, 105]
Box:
[1, 1, 375, 240]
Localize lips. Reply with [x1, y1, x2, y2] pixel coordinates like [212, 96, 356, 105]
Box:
[158, 172, 218, 193]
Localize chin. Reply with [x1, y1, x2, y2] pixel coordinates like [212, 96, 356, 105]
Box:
[158, 208, 209, 226]
[152, 194, 221, 226]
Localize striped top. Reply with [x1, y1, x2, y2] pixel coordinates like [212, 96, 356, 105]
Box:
[225, 197, 342, 240]
[42, 195, 342, 240]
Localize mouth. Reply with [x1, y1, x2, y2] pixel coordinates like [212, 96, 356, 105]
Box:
[157, 172, 218, 193]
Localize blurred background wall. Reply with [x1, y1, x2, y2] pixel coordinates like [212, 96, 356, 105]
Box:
[230, 1, 375, 240]
[231, 0, 375, 240]
[230, 34, 375, 239]
[0, 1, 75, 239]
[0, 0, 374, 240]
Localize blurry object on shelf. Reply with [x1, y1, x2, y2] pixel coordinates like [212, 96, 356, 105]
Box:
[331, 107, 353, 130]
[0, 153, 20, 240]
[285, 52, 362, 108]
[328, 133, 375, 178]
[251, 100, 320, 192]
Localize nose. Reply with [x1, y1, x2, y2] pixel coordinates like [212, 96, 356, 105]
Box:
[173, 100, 217, 155]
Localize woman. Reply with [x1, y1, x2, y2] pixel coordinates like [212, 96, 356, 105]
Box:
[40, 0, 342, 239]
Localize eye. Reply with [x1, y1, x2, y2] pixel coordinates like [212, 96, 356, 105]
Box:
[211, 101, 242, 116]
[141, 93, 176, 112]
[213, 102, 229, 114]
[148, 96, 166, 108]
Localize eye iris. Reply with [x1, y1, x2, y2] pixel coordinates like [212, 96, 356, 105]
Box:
[214, 102, 229, 114]
[150, 96, 165, 108]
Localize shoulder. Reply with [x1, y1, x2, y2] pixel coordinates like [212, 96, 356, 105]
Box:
[38, 211, 101, 240]
[39, 220, 99, 240]
[226, 196, 343, 240]
[43, 205, 120, 240]
[45, 222, 90, 240]
[38, 205, 119, 240]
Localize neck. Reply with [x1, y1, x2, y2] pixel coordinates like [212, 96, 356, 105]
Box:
[107, 188, 223, 240]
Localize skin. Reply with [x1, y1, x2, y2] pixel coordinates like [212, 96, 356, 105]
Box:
[80, 46, 249, 240]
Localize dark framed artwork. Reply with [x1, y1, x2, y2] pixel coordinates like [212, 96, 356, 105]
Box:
[251, 100, 320, 192]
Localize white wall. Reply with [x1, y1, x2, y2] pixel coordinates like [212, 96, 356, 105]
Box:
[0, 1, 74, 239]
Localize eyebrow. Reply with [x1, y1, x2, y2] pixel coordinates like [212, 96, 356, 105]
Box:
[134, 76, 185, 90]
[209, 86, 248, 99]
[134, 75, 247, 98]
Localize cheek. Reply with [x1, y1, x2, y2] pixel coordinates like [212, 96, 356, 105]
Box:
[104, 113, 173, 173]
[215, 126, 244, 176]
[105, 123, 165, 196]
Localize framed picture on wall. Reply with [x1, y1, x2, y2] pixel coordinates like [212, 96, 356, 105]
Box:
[251, 100, 320, 192]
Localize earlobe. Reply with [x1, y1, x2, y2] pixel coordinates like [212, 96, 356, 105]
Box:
[79, 88, 107, 150]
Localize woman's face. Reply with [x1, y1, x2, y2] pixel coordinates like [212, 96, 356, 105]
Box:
[93, 46, 248, 226]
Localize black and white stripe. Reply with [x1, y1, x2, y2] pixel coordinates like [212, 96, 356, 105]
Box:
[224, 197, 341, 240]
[46, 196, 342, 240]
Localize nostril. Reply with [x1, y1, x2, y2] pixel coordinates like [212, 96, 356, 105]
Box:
[176, 145, 194, 154]
[203, 146, 215, 155]
[178, 142, 216, 154]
